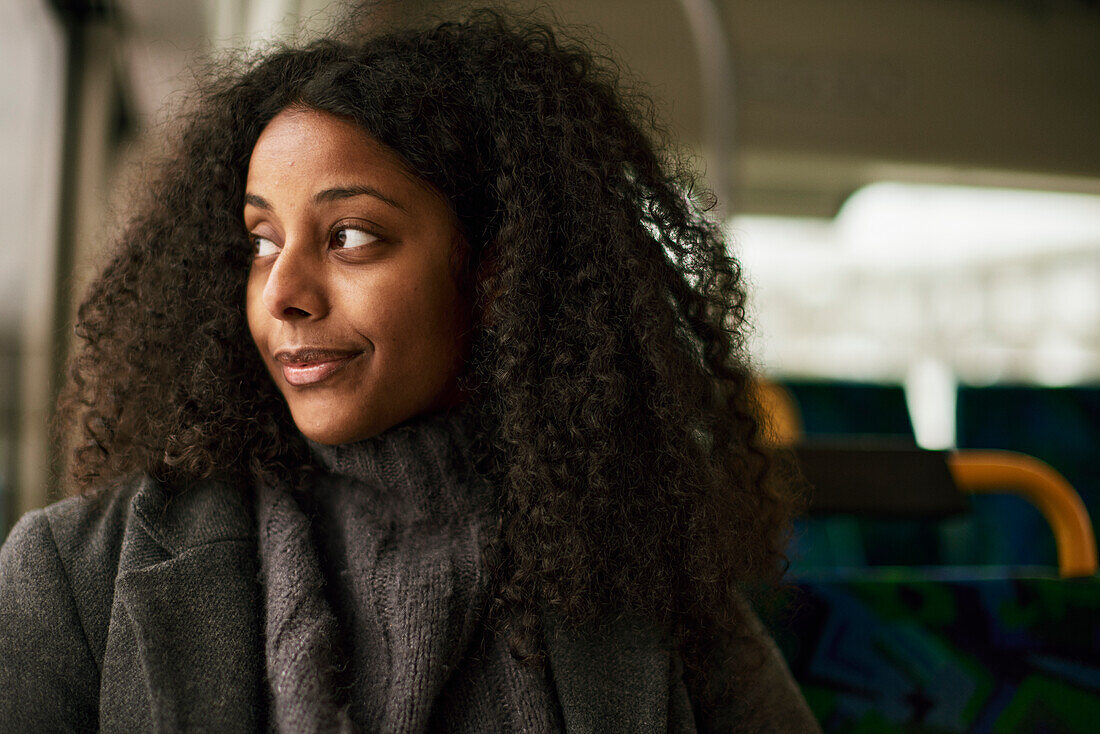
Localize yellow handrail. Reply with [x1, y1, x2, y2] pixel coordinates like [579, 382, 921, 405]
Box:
[947, 450, 1098, 578]
[756, 380, 802, 446]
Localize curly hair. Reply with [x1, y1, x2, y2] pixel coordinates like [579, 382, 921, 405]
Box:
[59, 7, 795, 713]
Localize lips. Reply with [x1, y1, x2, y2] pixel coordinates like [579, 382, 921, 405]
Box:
[273, 347, 362, 387]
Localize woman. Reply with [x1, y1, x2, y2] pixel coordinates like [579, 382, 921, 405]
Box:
[0, 9, 819, 732]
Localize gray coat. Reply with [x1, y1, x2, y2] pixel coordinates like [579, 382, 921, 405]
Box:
[0, 476, 820, 733]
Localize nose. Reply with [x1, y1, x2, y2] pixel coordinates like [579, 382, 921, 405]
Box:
[261, 238, 330, 321]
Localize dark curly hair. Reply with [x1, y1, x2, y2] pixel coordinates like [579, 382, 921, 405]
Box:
[59, 7, 795, 716]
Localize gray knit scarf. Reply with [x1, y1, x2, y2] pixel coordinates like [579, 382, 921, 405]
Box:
[256, 411, 564, 733]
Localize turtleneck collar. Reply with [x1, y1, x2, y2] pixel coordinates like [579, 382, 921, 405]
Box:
[304, 408, 491, 521]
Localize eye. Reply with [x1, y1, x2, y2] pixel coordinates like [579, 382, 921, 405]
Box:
[251, 235, 279, 257]
[333, 227, 379, 249]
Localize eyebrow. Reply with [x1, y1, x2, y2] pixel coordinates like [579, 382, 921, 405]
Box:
[244, 185, 407, 213]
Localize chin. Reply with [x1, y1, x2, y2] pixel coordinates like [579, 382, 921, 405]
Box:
[291, 409, 386, 446]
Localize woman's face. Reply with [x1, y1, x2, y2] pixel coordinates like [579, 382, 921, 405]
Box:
[245, 107, 469, 445]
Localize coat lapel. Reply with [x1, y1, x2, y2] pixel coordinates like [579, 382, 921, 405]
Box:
[545, 613, 694, 734]
[94, 476, 695, 732]
[99, 478, 265, 733]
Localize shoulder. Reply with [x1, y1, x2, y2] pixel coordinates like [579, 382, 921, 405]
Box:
[3, 480, 139, 576]
[1, 474, 249, 654]
[9, 472, 254, 566]
[0, 473, 253, 730]
[6, 469, 253, 571]
[3, 477, 149, 595]
[0, 478, 148, 659]
[689, 593, 822, 734]
[31, 479, 146, 577]
[0, 483, 147, 730]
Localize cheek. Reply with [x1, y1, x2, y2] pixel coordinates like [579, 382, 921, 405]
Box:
[378, 271, 467, 374]
[366, 253, 463, 328]
[245, 273, 272, 353]
[416, 268, 468, 348]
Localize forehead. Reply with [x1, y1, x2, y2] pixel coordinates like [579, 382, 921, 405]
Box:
[245, 107, 425, 196]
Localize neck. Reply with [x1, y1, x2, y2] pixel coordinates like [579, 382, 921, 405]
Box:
[305, 408, 490, 521]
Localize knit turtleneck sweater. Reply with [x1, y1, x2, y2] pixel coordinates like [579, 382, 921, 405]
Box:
[256, 411, 564, 733]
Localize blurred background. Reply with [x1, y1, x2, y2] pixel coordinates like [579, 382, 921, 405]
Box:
[2, 0, 1099, 729]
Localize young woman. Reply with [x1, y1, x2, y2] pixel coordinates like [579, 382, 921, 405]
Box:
[0, 9, 819, 732]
